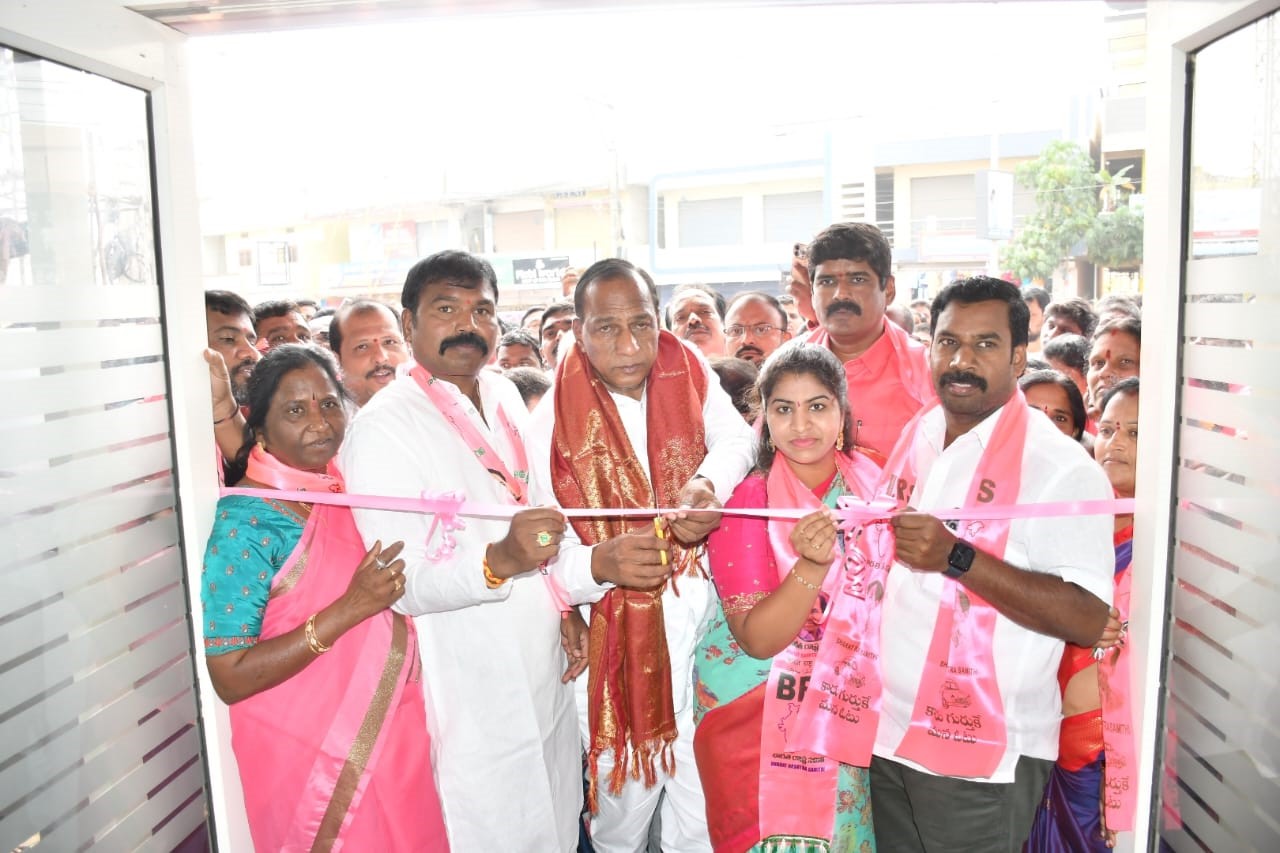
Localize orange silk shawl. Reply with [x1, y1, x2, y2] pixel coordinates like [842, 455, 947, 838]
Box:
[550, 331, 708, 810]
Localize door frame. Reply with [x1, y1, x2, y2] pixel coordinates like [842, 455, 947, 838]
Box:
[0, 3, 247, 849]
[1135, 1, 1279, 850]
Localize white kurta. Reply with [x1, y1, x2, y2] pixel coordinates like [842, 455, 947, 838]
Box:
[339, 370, 580, 853]
[873, 400, 1115, 783]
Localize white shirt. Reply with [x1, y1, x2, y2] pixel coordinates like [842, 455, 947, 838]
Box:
[525, 343, 756, 717]
[339, 370, 580, 852]
[873, 400, 1114, 783]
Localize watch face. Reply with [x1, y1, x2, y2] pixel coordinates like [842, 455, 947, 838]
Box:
[946, 541, 975, 577]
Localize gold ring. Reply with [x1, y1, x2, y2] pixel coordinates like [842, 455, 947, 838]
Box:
[536, 530, 553, 547]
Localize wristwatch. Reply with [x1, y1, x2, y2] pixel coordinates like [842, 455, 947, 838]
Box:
[943, 541, 976, 580]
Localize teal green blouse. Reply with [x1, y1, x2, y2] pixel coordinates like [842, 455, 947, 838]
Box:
[200, 495, 304, 655]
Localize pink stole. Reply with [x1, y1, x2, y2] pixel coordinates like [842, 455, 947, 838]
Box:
[410, 365, 528, 504]
[881, 394, 1030, 778]
[755, 450, 888, 841]
[1099, 533, 1137, 831]
[228, 464, 433, 851]
[408, 365, 569, 610]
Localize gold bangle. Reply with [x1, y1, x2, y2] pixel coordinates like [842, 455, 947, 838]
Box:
[482, 546, 508, 589]
[304, 613, 331, 654]
[789, 568, 821, 591]
[212, 401, 239, 426]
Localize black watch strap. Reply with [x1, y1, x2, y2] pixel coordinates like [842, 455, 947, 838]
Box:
[943, 540, 976, 580]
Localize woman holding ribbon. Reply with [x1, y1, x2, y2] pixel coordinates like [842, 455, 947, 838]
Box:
[693, 341, 889, 853]
[1027, 376, 1140, 851]
[200, 344, 448, 852]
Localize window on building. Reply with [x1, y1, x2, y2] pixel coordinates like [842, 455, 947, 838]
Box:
[678, 196, 743, 247]
[762, 190, 823, 244]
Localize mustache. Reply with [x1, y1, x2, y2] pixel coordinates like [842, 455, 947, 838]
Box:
[940, 370, 988, 391]
[439, 332, 490, 357]
[231, 358, 255, 404]
[734, 345, 763, 359]
[824, 299, 862, 317]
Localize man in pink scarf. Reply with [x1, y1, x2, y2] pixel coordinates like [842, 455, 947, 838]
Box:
[872, 276, 1114, 852]
[798, 223, 935, 463]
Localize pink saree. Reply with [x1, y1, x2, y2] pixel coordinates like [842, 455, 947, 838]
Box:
[228, 500, 448, 852]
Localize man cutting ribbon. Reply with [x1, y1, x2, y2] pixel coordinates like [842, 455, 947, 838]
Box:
[871, 276, 1115, 852]
[526, 258, 755, 853]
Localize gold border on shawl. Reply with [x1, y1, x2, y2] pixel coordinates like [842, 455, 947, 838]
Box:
[310, 615, 407, 853]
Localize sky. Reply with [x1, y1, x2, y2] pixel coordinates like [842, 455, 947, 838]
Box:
[186, 1, 1112, 228]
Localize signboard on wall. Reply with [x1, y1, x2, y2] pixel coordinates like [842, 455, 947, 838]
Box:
[512, 255, 570, 288]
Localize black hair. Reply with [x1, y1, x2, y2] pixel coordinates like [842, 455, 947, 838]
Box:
[885, 304, 915, 334]
[225, 344, 349, 484]
[328, 299, 399, 356]
[805, 222, 892, 288]
[1043, 333, 1090, 375]
[931, 276, 1030, 348]
[252, 300, 301, 331]
[540, 299, 575, 333]
[1095, 293, 1141, 321]
[205, 290, 254, 321]
[1092, 315, 1142, 346]
[1019, 368, 1087, 442]
[726, 290, 789, 330]
[666, 283, 726, 327]
[1022, 286, 1051, 311]
[708, 356, 761, 421]
[573, 258, 660, 317]
[498, 329, 544, 365]
[504, 366, 552, 407]
[520, 305, 546, 328]
[755, 340, 855, 472]
[1098, 375, 1140, 416]
[1044, 297, 1098, 340]
[401, 250, 498, 316]
[313, 307, 336, 320]
[295, 299, 318, 310]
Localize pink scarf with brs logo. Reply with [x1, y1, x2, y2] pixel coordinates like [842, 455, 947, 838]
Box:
[754, 449, 891, 841]
[879, 392, 1030, 778]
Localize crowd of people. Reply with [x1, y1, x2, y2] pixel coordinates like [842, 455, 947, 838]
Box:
[198, 221, 1145, 853]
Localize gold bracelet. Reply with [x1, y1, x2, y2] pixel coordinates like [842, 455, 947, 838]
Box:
[212, 401, 239, 426]
[304, 613, 331, 654]
[789, 568, 821, 591]
[482, 545, 508, 589]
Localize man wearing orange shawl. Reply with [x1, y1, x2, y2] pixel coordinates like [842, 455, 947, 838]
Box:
[526, 259, 755, 853]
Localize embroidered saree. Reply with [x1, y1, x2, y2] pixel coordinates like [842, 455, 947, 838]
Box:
[203, 496, 448, 852]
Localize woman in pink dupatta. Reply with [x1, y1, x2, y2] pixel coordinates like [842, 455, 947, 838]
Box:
[200, 344, 447, 852]
[693, 342, 886, 853]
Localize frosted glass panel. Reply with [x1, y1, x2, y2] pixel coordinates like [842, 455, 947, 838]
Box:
[1161, 12, 1280, 852]
[0, 47, 208, 852]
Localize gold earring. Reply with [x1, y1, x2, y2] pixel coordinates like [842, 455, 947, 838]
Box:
[766, 437, 774, 451]
[256, 436, 266, 452]
[836, 432, 844, 452]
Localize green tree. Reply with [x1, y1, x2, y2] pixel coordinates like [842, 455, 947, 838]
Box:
[1087, 165, 1143, 270]
[1001, 141, 1100, 281]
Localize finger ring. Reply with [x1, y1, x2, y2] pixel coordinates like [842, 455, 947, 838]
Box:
[394, 576, 403, 591]
[375, 557, 389, 570]
[536, 530, 553, 547]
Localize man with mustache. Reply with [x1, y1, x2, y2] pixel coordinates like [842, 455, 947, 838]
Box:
[526, 258, 755, 853]
[667, 284, 728, 360]
[204, 290, 260, 466]
[339, 250, 580, 852]
[802, 222, 934, 462]
[873, 276, 1114, 852]
[329, 299, 407, 406]
[722, 290, 791, 365]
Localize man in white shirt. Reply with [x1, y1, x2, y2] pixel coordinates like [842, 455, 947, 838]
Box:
[875, 275, 1114, 852]
[526, 259, 755, 853]
[339, 250, 580, 852]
